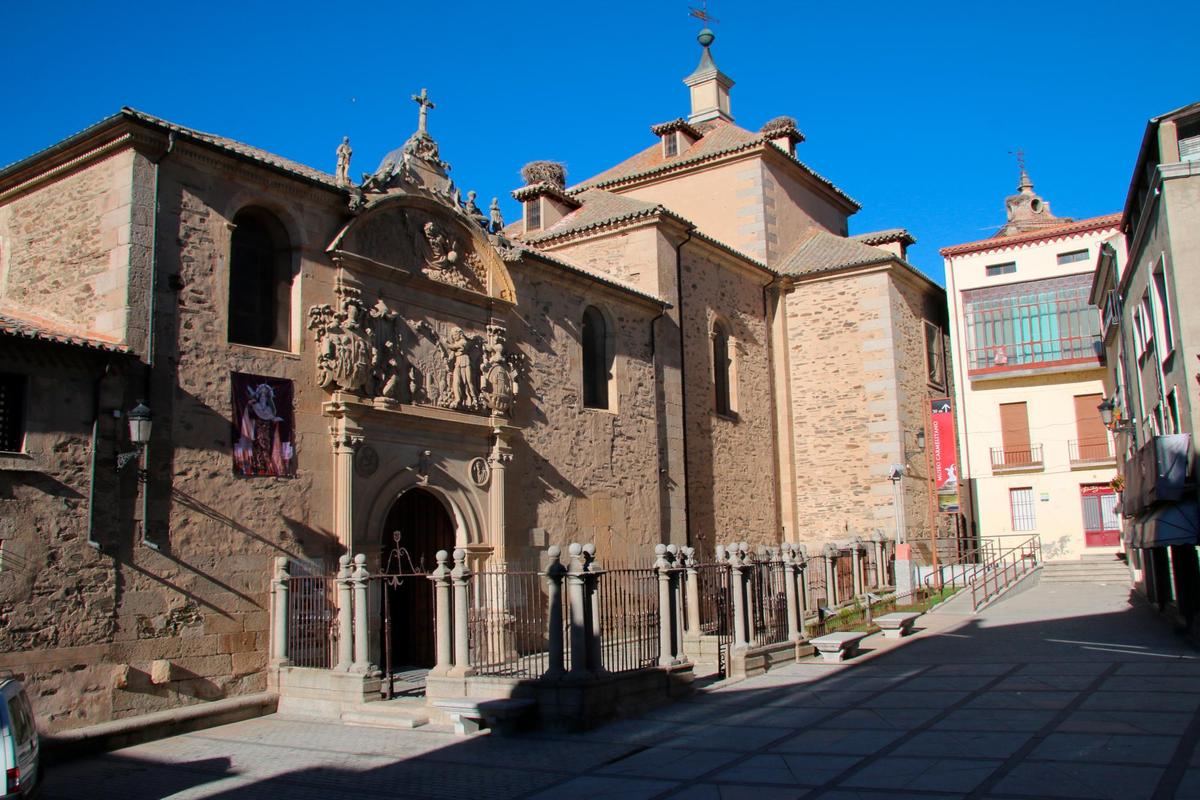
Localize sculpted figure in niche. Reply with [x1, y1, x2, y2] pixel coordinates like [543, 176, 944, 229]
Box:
[436, 326, 479, 410]
[308, 294, 375, 393]
[369, 298, 405, 402]
[423, 221, 459, 269]
[481, 324, 518, 416]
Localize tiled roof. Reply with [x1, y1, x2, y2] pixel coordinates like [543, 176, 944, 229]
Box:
[516, 247, 668, 307]
[0, 108, 343, 192]
[518, 189, 681, 244]
[939, 213, 1122, 257]
[0, 311, 130, 354]
[778, 229, 894, 276]
[852, 228, 916, 247]
[571, 119, 860, 209]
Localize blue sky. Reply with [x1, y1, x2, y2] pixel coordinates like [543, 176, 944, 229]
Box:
[1, 0, 1194, 284]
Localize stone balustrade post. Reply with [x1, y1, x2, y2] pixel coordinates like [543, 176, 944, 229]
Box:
[823, 544, 839, 606]
[543, 546, 566, 679]
[727, 543, 749, 650]
[654, 545, 678, 666]
[683, 546, 701, 637]
[852, 540, 864, 597]
[669, 545, 686, 660]
[742, 542, 758, 647]
[270, 556, 290, 666]
[335, 554, 354, 671]
[566, 543, 590, 679]
[428, 549, 453, 677]
[782, 543, 802, 644]
[582, 543, 603, 673]
[351, 554, 371, 673]
[449, 548, 473, 677]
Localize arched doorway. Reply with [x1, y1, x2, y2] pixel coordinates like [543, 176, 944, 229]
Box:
[379, 488, 456, 672]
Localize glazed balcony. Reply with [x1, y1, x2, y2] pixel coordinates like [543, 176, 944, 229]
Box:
[1069, 438, 1116, 467]
[991, 444, 1044, 473]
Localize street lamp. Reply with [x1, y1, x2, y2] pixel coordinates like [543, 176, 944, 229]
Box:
[1097, 397, 1134, 434]
[117, 400, 152, 473]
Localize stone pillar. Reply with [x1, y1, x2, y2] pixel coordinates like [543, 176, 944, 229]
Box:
[329, 423, 363, 555]
[544, 546, 566, 679]
[728, 543, 749, 650]
[351, 554, 371, 673]
[428, 550, 452, 677]
[683, 546, 701, 637]
[655, 545, 676, 666]
[742, 543, 758, 647]
[335, 555, 354, 671]
[566, 543, 590, 679]
[824, 544, 839, 606]
[796, 544, 810, 617]
[450, 548, 473, 677]
[488, 434, 513, 565]
[270, 556, 290, 666]
[582, 543, 603, 673]
[852, 542, 864, 597]
[896, 543, 916, 600]
[669, 545, 686, 660]
[782, 543, 802, 643]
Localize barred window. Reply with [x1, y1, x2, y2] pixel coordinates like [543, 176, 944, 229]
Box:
[228, 208, 292, 350]
[1010, 487, 1036, 531]
[0, 373, 27, 452]
[1056, 249, 1089, 265]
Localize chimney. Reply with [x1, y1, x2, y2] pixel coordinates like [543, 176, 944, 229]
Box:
[759, 116, 805, 157]
[513, 161, 580, 235]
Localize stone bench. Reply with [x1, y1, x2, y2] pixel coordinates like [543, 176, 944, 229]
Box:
[431, 698, 536, 736]
[810, 631, 869, 663]
[874, 612, 920, 639]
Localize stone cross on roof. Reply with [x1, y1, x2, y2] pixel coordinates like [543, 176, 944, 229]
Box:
[413, 88, 435, 133]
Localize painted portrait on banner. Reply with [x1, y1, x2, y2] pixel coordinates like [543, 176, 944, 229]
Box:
[232, 373, 296, 477]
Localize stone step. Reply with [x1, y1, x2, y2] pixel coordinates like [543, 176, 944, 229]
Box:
[341, 701, 430, 730]
[1042, 566, 1128, 575]
[1041, 574, 1129, 583]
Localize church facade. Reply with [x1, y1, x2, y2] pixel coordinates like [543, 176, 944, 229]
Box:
[0, 32, 949, 729]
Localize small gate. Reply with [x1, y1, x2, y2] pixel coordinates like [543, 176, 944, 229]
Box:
[375, 531, 435, 698]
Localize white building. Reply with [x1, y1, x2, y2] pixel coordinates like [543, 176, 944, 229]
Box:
[942, 170, 1122, 561]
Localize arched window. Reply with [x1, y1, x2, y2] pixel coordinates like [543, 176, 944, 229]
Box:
[228, 208, 292, 349]
[582, 306, 612, 409]
[713, 321, 732, 415]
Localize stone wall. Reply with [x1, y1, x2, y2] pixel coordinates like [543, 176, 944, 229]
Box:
[0, 149, 140, 345]
[680, 245, 780, 555]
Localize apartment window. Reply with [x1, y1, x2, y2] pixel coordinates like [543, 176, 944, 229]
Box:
[923, 321, 946, 387]
[1010, 488, 1036, 531]
[1134, 292, 1155, 359]
[663, 132, 679, 157]
[985, 262, 1016, 277]
[228, 207, 293, 349]
[0, 373, 26, 453]
[1152, 258, 1174, 356]
[962, 273, 1101, 372]
[525, 199, 541, 232]
[1072, 393, 1110, 462]
[994, 401, 1041, 469]
[1180, 118, 1200, 162]
[581, 306, 612, 410]
[1166, 387, 1181, 435]
[1056, 249, 1089, 265]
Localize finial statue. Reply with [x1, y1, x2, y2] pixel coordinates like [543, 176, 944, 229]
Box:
[412, 88, 435, 133]
[489, 198, 504, 233]
[335, 136, 353, 187]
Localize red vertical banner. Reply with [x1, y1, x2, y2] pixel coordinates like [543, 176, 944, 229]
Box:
[930, 398, 959, 513]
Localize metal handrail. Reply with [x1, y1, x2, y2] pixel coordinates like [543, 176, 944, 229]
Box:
[969, 536, 1041, 610]
[920, 540, 996, 596]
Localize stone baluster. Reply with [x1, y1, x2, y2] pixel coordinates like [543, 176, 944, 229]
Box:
[543, 546, 566, 679]
[655, 545, 676, 666]
[335, 554, 354, 671]
[270, 556, 290, 666]
[351, 554, 371, 672]
[852, 540, 864, 597]
[668, 545, 686, 660]
[582, 543, 603, 673]
[782, 543, 802, 644]
[683, 546, 701, 637]
[566, 543, 590, 679]
[796, 545, 810, 635]
[727, 543, 749, 650]
[428, 549, 452, 677]
[823, 544, 839, 606]
[450, 548, 473, 677]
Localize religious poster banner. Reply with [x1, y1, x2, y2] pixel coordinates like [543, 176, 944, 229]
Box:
[930, 397, 959, 513]
[232, 372, 296, 477]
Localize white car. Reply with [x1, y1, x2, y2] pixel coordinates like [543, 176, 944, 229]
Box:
[0, 678, 39, 799]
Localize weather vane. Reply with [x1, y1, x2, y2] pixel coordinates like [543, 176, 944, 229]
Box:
[689, 1, 719, 26]
[1008, 147, 1026, 173]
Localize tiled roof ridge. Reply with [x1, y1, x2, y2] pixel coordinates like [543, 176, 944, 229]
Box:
[650, 118, 703, 139]
[0, 310, 131, 354]
[568, 130, 860, 210]
[940, 212, 1122, 257]
[522, 198, 683, 245]
[851, 228, 916, 246]
[511, 181, 581, 206]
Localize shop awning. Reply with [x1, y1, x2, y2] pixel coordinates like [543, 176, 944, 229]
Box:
[1131, 501, 1200, 548]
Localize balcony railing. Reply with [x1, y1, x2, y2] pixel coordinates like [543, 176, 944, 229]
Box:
[967, 336, 1102, 376]
[1069, 438, 1115, 465]
[991, 444, 1044, 471]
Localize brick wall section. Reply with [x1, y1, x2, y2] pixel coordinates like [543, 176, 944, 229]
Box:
[0, 150, 136, 343]
[680, 246, 779, 555]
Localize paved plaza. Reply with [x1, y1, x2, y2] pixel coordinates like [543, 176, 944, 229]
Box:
[41, 575, 1200, 799]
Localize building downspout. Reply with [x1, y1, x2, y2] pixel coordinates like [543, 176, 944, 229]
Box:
[674, 229, 694, 546]
[140, 132, 174, 550]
